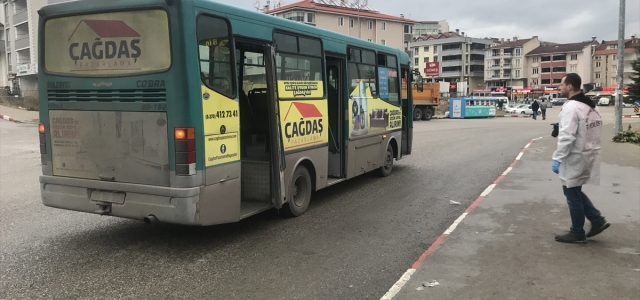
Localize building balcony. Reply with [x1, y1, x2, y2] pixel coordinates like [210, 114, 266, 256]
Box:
[441, 60, 462, 67]
[441, 48, 463, 55]
[16, 63, 30, 75]
[489, 65, 501, 70]
[470, 60, 485, 65]
[13, 9, 29, 24]
[502, 52, 513, 57]
[14, 36, 30, 50]
[469, 71, 485, 77]
[441, 70, 462, 77]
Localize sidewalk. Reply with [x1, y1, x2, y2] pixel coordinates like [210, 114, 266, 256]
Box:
[0, 104, 39, 124]
[390, 122, 640, 300]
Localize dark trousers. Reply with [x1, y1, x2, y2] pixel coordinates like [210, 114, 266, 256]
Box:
[563, 186, 604, 238]
[541, 109, 546, 119]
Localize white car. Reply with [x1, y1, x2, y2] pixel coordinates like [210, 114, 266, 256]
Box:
[510, 104, 541, 115]
[623, 103, 633, 108]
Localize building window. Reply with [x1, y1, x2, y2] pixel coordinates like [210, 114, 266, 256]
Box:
[338, 17, 344, 26]
[553, 78, 562, 84]
[414, 47, 419, 54]
[368, 21, 373, 30]
[541, 68, 550, 73]
[552, 55, 565, 61]
[381, 22, 386, 30]
[613, 55, 617, 60]
[541, 79, 551, 84]
[532, 79, 538, 85]
[423, 57, 430, 63]
[515, 59, 521, 67]
[612, 66, 617, 72]
[541, 56, 551, 62]
[424, 46, 429, 52]
[515, 48, 522, 56]
[515, 69, 520, 78]
[533, 57, 539, 63]
[381, 39, 386, 45]
[552, 67, 566, 72]
[433, 46, 438, 54]
[404, 24, 412, 34]
[367, 39, 372, 42]
[595, 73, 601, 79]
[608, 44, 617, 49]
[570, 54, 577, 60]
[532, 68, 539, 74]
[414, 58, 419, 65]
[570, 65, 577, 72]
[595, 61, 601, 67]
[349, 18, 354, 28]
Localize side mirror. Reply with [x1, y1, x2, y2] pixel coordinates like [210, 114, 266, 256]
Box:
[412, 70, 424, 92]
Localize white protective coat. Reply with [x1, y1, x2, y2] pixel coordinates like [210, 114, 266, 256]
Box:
[552, 100, 602, 188]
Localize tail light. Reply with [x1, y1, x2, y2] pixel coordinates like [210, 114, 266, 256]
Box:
[38, 124, 47, 155]
[38, 124, 47, 166]
[175, 127, 196, 176]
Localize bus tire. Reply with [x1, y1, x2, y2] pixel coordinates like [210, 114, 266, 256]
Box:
[422, 108, 433, 121]
[281, 166, 312, 217]
[413, 108, 422, 121]
[377, 143, 394, 177]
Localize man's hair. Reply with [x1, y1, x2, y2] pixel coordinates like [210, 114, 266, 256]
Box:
[564, 73, 582, 91]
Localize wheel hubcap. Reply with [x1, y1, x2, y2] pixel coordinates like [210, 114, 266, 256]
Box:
[293, 176, 307, 207]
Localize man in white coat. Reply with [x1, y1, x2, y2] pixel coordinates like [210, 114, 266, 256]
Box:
[552, 73, 610, 244]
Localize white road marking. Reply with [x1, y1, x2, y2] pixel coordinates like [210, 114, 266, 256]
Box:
[380, 268, 416, 300]
[444, 213, 469, 235]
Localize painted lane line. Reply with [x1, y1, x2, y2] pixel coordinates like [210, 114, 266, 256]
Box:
[380, 269, 416, 300]
[381, 136, 544, 300]
[480, 184, 496, 197]
[444, 213, 468, 235]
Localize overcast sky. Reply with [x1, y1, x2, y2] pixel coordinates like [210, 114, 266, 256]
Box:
[219, 0, 640, 43]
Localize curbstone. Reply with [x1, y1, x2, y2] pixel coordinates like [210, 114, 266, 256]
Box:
[0, 114, 20, 123]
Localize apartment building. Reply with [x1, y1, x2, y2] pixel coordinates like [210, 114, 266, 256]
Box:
[266, 0, 415, 50]
[411, 20, 449, 38]
[526, 40, 598, 98]
[484, 36, 540, 98]
[409, 30, 493, 95]
[592, 36, 639, 89]
[1, 0, 52, 96]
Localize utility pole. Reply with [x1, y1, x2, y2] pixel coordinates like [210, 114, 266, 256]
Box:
[614, 0, 625, 133]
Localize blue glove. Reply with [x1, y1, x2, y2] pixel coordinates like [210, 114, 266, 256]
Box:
[551, 160, 560, 174]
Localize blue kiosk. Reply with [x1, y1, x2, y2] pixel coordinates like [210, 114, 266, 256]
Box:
[449, 97, 497, 119]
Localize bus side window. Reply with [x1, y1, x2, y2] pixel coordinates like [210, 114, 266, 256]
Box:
[196, 15, 236, 99]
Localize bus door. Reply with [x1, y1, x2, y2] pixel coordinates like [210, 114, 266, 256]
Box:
[401, 65, 413, 155]
[234, 39, 285, 216]
[325, 55, 345, 179]
[265, 45, 286, 209]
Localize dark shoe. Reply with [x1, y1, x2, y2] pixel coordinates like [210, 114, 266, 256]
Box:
[555, 231, 586, 244]
[586, 219, 610, 238]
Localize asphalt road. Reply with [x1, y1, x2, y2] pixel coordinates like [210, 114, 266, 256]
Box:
[0, 108, 581, 299]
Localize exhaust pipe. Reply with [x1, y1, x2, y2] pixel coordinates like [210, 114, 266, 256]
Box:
[143, 215, 158, 225]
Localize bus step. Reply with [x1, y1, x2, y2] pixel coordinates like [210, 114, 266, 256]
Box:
[240, 201, 274, 219]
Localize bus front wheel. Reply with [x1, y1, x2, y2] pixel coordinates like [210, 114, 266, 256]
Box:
[377, 144, 394, 177]
[281, 166, 312, 217]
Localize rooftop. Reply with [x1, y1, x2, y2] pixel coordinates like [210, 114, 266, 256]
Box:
[489, 38, 535, 49]
[527, 41, 596, 55]
[265, 0, 416, 22]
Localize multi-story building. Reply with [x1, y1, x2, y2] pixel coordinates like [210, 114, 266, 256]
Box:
[592, 36, 639, 89]
[0, 0, 54, 96]
[409, 30, 493, 95]
[411, 20, 449, 38]
[526, 40, 598, 98]
[266, 0, 415, 50]
[483, 36, 540, 98]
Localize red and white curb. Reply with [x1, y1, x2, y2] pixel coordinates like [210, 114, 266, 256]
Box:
[0, 114, 19, 123]
[381, 136, 544, 300]
[623, 115, 640, 118]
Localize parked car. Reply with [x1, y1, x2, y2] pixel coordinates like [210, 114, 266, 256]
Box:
[510, 104, 541, 115]
[551, 98, 568, 106]
[623, 102, 633, 108]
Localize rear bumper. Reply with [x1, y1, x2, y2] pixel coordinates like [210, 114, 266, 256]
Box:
[39, 175, 201, 225]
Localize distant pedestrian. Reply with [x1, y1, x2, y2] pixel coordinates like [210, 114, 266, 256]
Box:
[531, 99, 540, 120]
[552, 73, 610, 244]
[498, 99, 504, 111]
[540, 99, 547, 120]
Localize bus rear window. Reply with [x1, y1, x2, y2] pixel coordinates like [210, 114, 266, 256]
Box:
[44, 9, 171, 76]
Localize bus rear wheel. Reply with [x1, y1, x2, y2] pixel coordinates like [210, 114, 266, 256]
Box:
[280, 166, 312, 217]
[377, 144, 394, 177]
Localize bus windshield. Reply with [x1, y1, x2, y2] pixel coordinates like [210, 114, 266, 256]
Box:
[43, 9, 171, 76]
